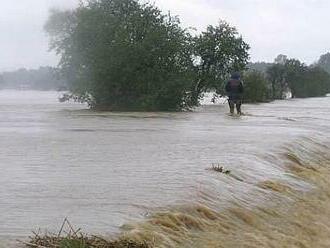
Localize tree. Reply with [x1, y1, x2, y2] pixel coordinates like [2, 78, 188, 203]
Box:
[284, 59, 306, 98]
[45, 0, 196, 111]
[317, 52, 330, 74]
[193, 21, 250, 99]
[243, 71, 270, 103]
[274, 54, 288, 65]
[294, 67, 330, 98]
[266, 63, 287, 99]
[267, 57, 330, 99]
[283, 59, 330, 98]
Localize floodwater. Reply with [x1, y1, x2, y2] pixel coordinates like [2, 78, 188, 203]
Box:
[0, 90, 329, 246]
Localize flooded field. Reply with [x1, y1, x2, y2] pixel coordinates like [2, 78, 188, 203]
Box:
[0, 90, 329, 247]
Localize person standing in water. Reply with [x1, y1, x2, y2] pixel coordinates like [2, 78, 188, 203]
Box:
[225, 72, 244, 115]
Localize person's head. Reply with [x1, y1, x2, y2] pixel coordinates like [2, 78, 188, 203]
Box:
[231, 72, 240, 80]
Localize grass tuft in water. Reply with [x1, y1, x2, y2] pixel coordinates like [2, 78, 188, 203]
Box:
[21, 218, 151, 248]
[211, 163, 231, 174]
[60, 238, 88, 248]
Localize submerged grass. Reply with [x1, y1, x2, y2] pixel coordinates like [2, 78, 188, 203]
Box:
[24, 142, 330, 248]
[23, 235, 150, 248]
[21, 218, 151, 248]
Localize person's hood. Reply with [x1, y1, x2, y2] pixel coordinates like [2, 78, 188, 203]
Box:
[231, 72, 240, 80]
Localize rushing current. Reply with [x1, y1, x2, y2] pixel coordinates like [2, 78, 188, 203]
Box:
[0, 90, 329, 246]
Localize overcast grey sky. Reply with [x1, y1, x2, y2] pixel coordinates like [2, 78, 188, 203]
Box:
[1, 0, 330, 71]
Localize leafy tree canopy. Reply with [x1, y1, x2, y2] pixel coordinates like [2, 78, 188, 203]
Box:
[45, 0, 250, 111]
[266, 56, 330, 99]
[243, 70, 270, 103]
[193, 22, 250, 97]
[317, 52, 330, 74]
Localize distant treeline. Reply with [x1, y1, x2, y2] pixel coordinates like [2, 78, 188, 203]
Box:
[0, 66, 67, 91]
[244, 53, 330, 103]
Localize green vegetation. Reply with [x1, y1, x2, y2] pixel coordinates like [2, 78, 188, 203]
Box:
[286, 60, 330, 98]
[45, 0, 249, 111]
[60, 238, 88, 248]
[0, 67, 67, 90]
[317, 52, 330, 74]
[193, 21, 250, 99]
[247, 54, 330, 102]
[243, 71, 270, 103]
[44, 0, 330, 107]
[25, 235, 150, 248]
[23, 218, 151, 248]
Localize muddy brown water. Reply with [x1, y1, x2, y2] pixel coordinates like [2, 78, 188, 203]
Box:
[0, 90, 329, 247]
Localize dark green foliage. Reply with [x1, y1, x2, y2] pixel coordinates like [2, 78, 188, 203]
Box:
[45, 1, 250, 111]
[264, 57, 330, 99]
[243, 71, 270, 103]
[60, 238, 88, 248]
[46, 0, 196, 111]
[246, 55, 330, 102]
[284, 59, 307, 98]
[194, 21, 250, 97]
[267, 58, 330, 99]
[317, 52, 330, 74]
[291, 67, 330, 98]
[266, 63, 288, 99]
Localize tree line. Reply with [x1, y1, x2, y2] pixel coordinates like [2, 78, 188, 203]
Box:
[244, 54, 330, 103]
[0, 67, 67, 91]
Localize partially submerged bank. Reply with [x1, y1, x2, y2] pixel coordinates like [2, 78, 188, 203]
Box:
[24, 140, 330, 248]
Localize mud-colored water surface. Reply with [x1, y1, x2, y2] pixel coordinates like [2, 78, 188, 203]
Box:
[117, 142, 330, 248]
[0, 90, 329, 247]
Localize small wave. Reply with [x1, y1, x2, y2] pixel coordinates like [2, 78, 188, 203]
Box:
[243, 113, 297, 122]
[23, 139, 330, 248]
[99, 140, 330, 248]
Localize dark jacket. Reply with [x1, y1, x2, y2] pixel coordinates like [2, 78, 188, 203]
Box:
[225, 79, 244, 101]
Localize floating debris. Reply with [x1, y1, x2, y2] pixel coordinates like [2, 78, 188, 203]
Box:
[211, 164, 231, 174]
